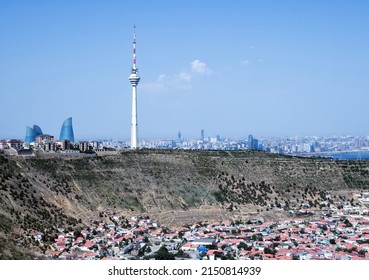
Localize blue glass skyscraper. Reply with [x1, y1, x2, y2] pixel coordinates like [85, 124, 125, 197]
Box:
[25, 126, 36, 142]
[178, 131, 183, 144]
[248, 134, 260, 150]
[25, 125, 43, 142]
[33, 125, 42, 136]
[248, 134, 253, 150]
[59, 117, 75, 142]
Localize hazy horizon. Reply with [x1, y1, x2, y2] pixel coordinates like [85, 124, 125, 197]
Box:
[1, 1, 369, 140]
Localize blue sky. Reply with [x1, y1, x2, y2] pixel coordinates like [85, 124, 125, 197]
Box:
[1, 0, 369, 140]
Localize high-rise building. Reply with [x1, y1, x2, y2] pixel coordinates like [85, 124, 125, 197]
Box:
[248, 134, 260, 150]
[248, 134, 253, 150]
[25, 126, 36, 143]
[252, 138, 259, 150]
[201, 129, 205, 141]
[59, 117, 75, 142]
[32, 125, 43, 136]
[25, 125, 43, 142]
[178, 131, 183, 144]
[128, 25, 140, 149]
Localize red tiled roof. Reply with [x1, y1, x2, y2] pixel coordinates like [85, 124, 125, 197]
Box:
[207, 250, 224, 255]
[8, 139, 22, 143]
[83, 240, 93, 248]
[276, 249, 291, 255]
[56, 241, 65, 247]
[134, 236, 144, 242]
[275, 255, 292, 260]
[113, 237, 124, 243]
[81, 252, 97, 258]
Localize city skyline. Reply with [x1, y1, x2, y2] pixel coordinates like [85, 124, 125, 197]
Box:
[1, 1, 369, 140]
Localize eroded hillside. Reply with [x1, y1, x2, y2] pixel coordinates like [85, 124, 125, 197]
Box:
[1, 149, 369, 258]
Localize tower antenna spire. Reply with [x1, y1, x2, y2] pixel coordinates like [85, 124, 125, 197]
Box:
[132, 24, 137, 72]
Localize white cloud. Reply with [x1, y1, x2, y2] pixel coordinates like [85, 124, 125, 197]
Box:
[190, 59, 212, 74]
[141, 59, 211, 94]
[177, 71, 191, 82]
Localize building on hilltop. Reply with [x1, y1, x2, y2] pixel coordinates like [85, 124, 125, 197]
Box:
[0, 141, 9, 149]
[24, 118, 74, 144]
[79, 141, 90, 152]
[36, 134, 55, 144]
[43, 142, 58, 152]
[6, 117, 78, 154]
[58, 140, 71, 150]
[7, 139, 23, 150]
[25, 125, 43, 142]
[59, 117, 75, 142]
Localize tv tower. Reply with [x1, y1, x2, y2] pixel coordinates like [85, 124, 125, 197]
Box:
[128, 25, 140, 149]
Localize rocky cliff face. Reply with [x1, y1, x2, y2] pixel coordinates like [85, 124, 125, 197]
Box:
[1, 149, 369, 258]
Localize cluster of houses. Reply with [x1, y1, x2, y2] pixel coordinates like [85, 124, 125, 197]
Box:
[0, 138, 105, 156]
[28, 207, 369, 260]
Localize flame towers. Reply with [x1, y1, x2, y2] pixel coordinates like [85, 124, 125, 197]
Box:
[59, 117, 75, 142]
[128, 25, 140, 149]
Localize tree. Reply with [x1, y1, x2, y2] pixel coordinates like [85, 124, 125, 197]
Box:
[221, 253, 235, 260]
[74, 228, 83, 238]
[175, 249, 185, 257]
[343, 219, 353, 228]
[264, 247, 276, 255]
[292, 254, 300, 260]
[358, 249, 366, 256]
[155, 246, 175, 260]
[238, 242, 250, 251]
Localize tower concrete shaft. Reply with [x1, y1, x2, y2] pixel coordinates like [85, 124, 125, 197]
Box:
[128, 25, 140, 149]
